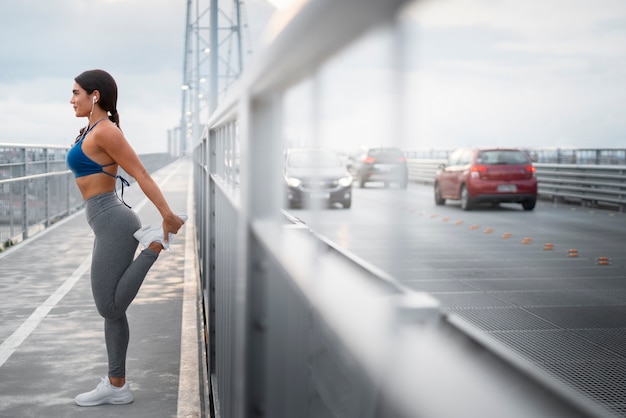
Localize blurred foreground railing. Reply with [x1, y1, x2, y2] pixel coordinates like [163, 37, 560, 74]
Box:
[192, 0, 610, 417]
[0, 143, 176, 250]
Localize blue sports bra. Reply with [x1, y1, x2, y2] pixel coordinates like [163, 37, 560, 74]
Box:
[67, 119, 131, 207]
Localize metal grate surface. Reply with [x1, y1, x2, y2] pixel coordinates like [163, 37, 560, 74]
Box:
[527, 306, 626, 329]
[488, 330, 621, 363]
[466, 277, 626, 292]
[448, 308, 559, 331]
[402, 280, 479, 293]
[433, 292, 513, 309]
[491, 289, 626, 307]
[573, 329, 626, 358]
[539, 361, 626, 416]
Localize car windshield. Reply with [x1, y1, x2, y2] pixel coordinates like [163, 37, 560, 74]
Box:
[288, 151, 342, 168]
[477, 150, 529, 165]
[368, 148, 404, 162]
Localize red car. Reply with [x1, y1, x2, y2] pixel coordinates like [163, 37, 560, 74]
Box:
[434, 147, 537, 210]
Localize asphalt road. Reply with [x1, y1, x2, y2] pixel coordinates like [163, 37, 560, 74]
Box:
[290, 182, 626, 418]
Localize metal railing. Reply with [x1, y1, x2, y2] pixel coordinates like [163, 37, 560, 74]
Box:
[406, 148, 626, 165]
[192, 0, 607, 417]
[0, 144, 177, 250]
[0, 144, 81, 248]
[535, 163, 626, 210]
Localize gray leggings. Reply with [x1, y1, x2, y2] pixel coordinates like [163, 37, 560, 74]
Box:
[85, 192, 158, 378]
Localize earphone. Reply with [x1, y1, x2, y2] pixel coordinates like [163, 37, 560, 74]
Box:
[93, 96, 98, 103]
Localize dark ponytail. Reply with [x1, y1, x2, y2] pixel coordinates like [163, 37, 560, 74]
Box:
[109, 108, 120, 127]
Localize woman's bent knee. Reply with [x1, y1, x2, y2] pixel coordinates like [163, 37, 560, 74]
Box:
[96, 303, 124, 320]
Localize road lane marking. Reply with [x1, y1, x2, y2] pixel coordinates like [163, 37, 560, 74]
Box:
[0, 257, 91, 368]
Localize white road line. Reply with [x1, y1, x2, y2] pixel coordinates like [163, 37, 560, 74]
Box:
[0, 160, 184, 369]
[0, 257, 91, 367]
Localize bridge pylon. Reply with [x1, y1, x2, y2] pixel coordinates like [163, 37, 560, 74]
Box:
[180, 0, 248, 153]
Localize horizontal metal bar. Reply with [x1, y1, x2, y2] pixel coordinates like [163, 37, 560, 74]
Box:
[0, 170, 72, 185]
[0, 143, 70, 150]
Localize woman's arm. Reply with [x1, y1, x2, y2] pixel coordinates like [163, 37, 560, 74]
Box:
[95, 125, 185, 241]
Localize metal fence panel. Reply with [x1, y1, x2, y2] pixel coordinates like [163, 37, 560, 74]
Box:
[0, 144, 176, 249]
[191, 0, 608, 417]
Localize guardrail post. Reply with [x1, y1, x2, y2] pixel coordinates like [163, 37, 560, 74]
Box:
[238, 92, 284, 418]
[207, 131, 216, 380]
[66, 174, 71, 217]
[20, 147, 28, 240]
[44, 149, 50, 226]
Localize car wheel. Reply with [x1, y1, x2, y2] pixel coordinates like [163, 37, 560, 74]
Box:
[460, 185, 473, 210]
[434, 183, 445, 205]
[343, 199, 352, 209]
[522, 199, 536, 211]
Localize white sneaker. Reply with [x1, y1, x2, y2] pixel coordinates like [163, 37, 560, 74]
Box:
[74, 376, 133, 407]
[133, 213, 187, 251]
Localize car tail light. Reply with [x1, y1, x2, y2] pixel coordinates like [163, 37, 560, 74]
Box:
[398, 157, 407, 163]
[525, 165, 536, 177]
[363, 156, 376, 164]
[470, 164, 487, 178]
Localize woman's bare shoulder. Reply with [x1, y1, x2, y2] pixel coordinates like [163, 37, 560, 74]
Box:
[92, 122, 128, 147]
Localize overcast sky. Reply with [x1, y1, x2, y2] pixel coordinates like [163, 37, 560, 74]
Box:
[282, 0, 626, 152]
[406, 0, 626, 150]
[0, 0, 274, 154]
[1, 0, 625, 154]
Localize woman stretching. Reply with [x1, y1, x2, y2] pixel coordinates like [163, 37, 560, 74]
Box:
[66, 69, 186, 406]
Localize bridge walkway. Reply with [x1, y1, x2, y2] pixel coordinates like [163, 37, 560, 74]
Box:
[0, 159, 202, 418]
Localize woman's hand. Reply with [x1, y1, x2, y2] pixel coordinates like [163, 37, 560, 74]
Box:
[162, 212, 186, 244]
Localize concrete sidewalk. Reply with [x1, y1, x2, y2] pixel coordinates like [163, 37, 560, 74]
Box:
[0, 159, 202, 418]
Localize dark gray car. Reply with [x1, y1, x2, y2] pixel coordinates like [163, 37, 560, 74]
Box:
[284, 149, 353, 209]
[351, 147, 408, 189]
